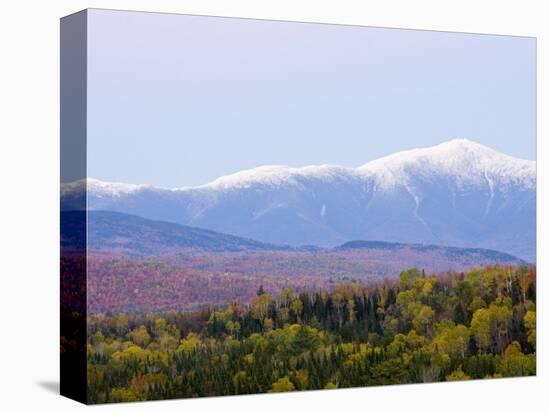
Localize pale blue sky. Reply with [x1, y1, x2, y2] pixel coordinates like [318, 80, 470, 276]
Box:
[87, 9, 536, 188]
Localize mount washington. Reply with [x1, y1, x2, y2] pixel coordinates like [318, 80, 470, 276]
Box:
[61, 139, 536, 261]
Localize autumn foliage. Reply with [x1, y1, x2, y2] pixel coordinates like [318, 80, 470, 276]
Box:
[85, 265, 536, 403]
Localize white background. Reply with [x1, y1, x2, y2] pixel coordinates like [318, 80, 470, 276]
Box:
[0, 0, 547, 412]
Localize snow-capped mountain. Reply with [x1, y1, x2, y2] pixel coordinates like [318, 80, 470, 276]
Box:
[61, 139, 536, 261]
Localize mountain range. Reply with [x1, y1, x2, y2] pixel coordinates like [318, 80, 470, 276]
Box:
[61, 210, 522, 264]
[61, 210, 293, 254]
[61, 139, 536, 261]
[61, 210, 525, 287]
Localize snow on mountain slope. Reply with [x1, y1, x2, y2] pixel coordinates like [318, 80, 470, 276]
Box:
[196, 164, 357, 191]
[167, 139, 533, 191]
[61, 178, 153, 197]
[357, 139, 535, 189]
[61, 139, 536, 261]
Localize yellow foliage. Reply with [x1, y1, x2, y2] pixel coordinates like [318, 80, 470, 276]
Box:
[445, 368, 471, 381]
[112, 345, 150, 363]
[177, 332, 201, 353]
[269, 376, 295, 393]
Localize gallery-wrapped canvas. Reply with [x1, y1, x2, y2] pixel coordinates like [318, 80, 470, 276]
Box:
[60, 9, 536, 404]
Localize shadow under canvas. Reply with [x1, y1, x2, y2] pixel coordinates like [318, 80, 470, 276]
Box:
[37, 380, 60, 395]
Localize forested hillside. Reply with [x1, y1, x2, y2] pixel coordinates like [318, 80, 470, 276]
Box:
[83, 265, 536, 403]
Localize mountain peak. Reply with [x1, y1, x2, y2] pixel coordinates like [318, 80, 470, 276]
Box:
[198, 138, 534, 192]
[63, 138, 535, 194]
[440, 137, 491, 148]
[359, 138, 499, 169]
[429, 138, 502, 157]
[357, 138, 535, 189]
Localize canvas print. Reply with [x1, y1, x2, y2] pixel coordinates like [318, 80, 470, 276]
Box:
[60, 9, 536, 404]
